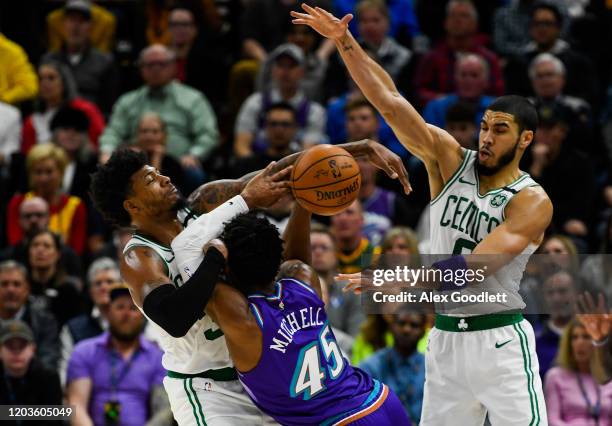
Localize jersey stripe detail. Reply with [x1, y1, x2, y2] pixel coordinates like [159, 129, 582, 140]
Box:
[430, 149, 472, 205]
[513, 323, 538, 425]
[131, 234, 173, 252]
[184, 378, 202, 426]
[189, 378, 207, 425]
[518, 322, 541, 425]
[474, 169, 530, 199]
[332, 383, 388, 426]
[249, 303, 264, 328]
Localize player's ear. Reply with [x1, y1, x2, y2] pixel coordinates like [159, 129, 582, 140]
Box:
[123, 198, 140, 215]
[519, 130, 534, 149]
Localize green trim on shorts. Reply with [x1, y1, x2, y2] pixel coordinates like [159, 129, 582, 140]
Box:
[184, 378, 202, 426]
[168, 367, 238, 381]
[189, 378, 207, 426]
[434, 313, 523, 332]
[515, 323, 541, 425]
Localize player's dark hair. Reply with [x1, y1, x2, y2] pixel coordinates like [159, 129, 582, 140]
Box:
[90, 148, 147, 226]
[530, 2, 563, 27]
[486, 95, 539, 134]
[220, 211, 284, 293]
[265, 102, 297, 122]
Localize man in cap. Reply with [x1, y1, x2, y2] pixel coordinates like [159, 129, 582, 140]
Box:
[234, 43, 326, 158]
[0, 320, 62, 411]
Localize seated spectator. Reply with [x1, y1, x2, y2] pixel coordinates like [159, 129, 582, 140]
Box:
[0, 261, 59, 371]
[230, 102, 299, 178]
[0, 197, 82, 277]
[523, 110, 595, 242]
[358, 157, 413, 245]
[133, 112, 187, 195]
[42, 0, 117, 115]
[59, 257, 120, 384]
[352, 314, 392, 365]
[536, 268, 580, 378]
[327, 0, 415, 95]
[91, 227, 133, 262]
[166, 5, 229, 112]
[326, 91, 405, 158]
[0, 320, 62, 420]
[46, 0, 116, 53]
[444, 101, 478, 150]
[504, 2, 599, 107]
[311, 224, 364, 337]
[67, 285, 170, 426]
[234, 43, 326, 158]
[100, 44, 218, 193]
[359, 308, 426, 424]
[527, 53, 595, 156]
[26, 229, 84, 326]
[257, 22, 332, 104]
[330, 199, 381, 274]
[545, 318, 612, 424]
[21, 60, 105, 155]
[6, 144, 88, 255]
[0, 102, 20, 170]
[422, 54, 494, 129]
[413, 0, 504, 107]
[0, 32, 38, 105]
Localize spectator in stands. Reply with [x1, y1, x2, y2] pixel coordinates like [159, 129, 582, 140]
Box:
[0, 197, 82, 277]
[47, 0, 116, 53]
[67, 285, 170, 426]
[444, 101, 478, 149]
[230, 102, 298, 178]
[524, 110, 594, 242]
[0, 102, 20, 171]
[360, 308, 426, 423]
[6, 144, 88, 255]
[234, 43, 326, 157]
[504, 2, 599, 106]
[493, 0, 537, 58]
[26, 229, 84, 326]
[91, 227, 133, 263]
[166, 5, 227, 112]
[0, 320, 62, 417]
[330, 199, 380, 274]
[42, 0, 117, 115]
[133, 112, 187, 195]
[580, 215, 612, 301]
[423, 54, 494, 129]
[545, 318, 612, 424]
[100, 44, 218, 192]
[536, 268, 580, 378]
[413, 0, 504, 107]
[0, 32, 38, 105]
[311, 224, 364, 337]
[0, 261, 59, 371]
[527, 53, 594, 155]
[358, 156, 413, 245]
[21, 60, 105, 155]
[59, 258, 120, 384]
[352, 314, 392, 365]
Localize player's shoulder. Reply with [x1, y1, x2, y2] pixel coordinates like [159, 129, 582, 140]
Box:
[505, 185, 553, 223]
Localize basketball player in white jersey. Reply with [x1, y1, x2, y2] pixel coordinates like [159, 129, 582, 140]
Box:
[89, 142, 409, 425]
[293, 5, 553, 425]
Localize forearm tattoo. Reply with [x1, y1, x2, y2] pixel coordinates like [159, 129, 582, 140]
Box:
[188, 180, 244, 214]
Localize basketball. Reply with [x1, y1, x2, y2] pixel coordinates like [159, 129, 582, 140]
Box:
[291, 144, 361, 216]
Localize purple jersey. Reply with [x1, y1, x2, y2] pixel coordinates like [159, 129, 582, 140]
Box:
[239, 278, 386, 425]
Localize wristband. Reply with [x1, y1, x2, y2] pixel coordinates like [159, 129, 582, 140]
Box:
[432, 256, 469, 292]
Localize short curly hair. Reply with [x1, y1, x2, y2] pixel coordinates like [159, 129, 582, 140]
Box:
[90, 148, 147, 226]
[220, 211, 284, 293]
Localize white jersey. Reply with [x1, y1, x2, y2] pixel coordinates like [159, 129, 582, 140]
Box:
[429, 149, 541, 315]
[124, 208, 232, 374]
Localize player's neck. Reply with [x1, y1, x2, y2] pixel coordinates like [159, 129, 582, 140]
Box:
[132, 215, 183, 248]
[477, 163, 522, 195]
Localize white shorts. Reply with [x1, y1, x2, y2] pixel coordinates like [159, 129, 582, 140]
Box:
[420, 316, 548, 426]
[163, 376, 278, 426]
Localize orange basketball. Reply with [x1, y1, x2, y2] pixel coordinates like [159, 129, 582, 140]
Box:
[291, 144, 361, 216]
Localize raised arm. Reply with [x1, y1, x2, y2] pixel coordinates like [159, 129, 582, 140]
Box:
[291, 5, 462, 170]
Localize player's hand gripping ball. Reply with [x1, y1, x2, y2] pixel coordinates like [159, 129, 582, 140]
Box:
[291, 144, 361, 215]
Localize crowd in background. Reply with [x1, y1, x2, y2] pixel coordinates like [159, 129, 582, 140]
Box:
[2, 0, 612, 424]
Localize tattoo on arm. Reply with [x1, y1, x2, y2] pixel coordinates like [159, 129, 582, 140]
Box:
[340, 36, 353, 52]
[188, 180, 244, 214]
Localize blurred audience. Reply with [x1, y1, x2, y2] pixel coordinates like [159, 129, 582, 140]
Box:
[0, 32, 38, 105]
[66, 285, 170, 426]
[6, 144, 88, 255]
[234, 43, 326, 157]
[21, 60, 105, 155]
[42, 0, 117, 115]
[352, 314, 392, 365]
[0, 261, 59, 371]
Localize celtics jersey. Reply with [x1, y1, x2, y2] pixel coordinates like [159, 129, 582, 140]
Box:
[429, 149, 540, 315]
[123, 208, 232, 374]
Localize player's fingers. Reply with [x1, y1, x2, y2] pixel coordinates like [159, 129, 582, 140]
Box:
[290, 11, 311, 19]
[597, 292, 607, 313]
[270, 165, 293, 181]
[339, 14, 353, 26]
[302, 3, 319, 16]
[262, 161, 277, 176]
[576, 294, 587, 314]
[393, 159, 413, 194]
[335, 273, 361, 282]
[585, 291, 596, 311]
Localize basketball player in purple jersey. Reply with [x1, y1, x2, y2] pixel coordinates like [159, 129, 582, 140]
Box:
[191, 203, 410, 425]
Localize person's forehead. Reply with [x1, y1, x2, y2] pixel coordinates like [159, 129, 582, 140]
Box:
[170, 8, 194, 21]
[267, 109, 294, 119]
[349, 106, 375, 117]
[143, 49, 170, 62]
[458, 59, 484, 73]
[482, 110, 518, 127]
[21, 201, 48, 213]
[0, 269, 27, 282]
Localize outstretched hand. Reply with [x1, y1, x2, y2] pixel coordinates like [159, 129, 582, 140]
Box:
[365, 140, 412, 194]
[576, 292, 612, 342]
[290, 4, 352, 41]
[241, 161, 292, 209]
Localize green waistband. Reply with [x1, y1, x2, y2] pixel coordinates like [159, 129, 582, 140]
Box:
[435, 313, 523, 332]
[167, 367, 238, 381]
